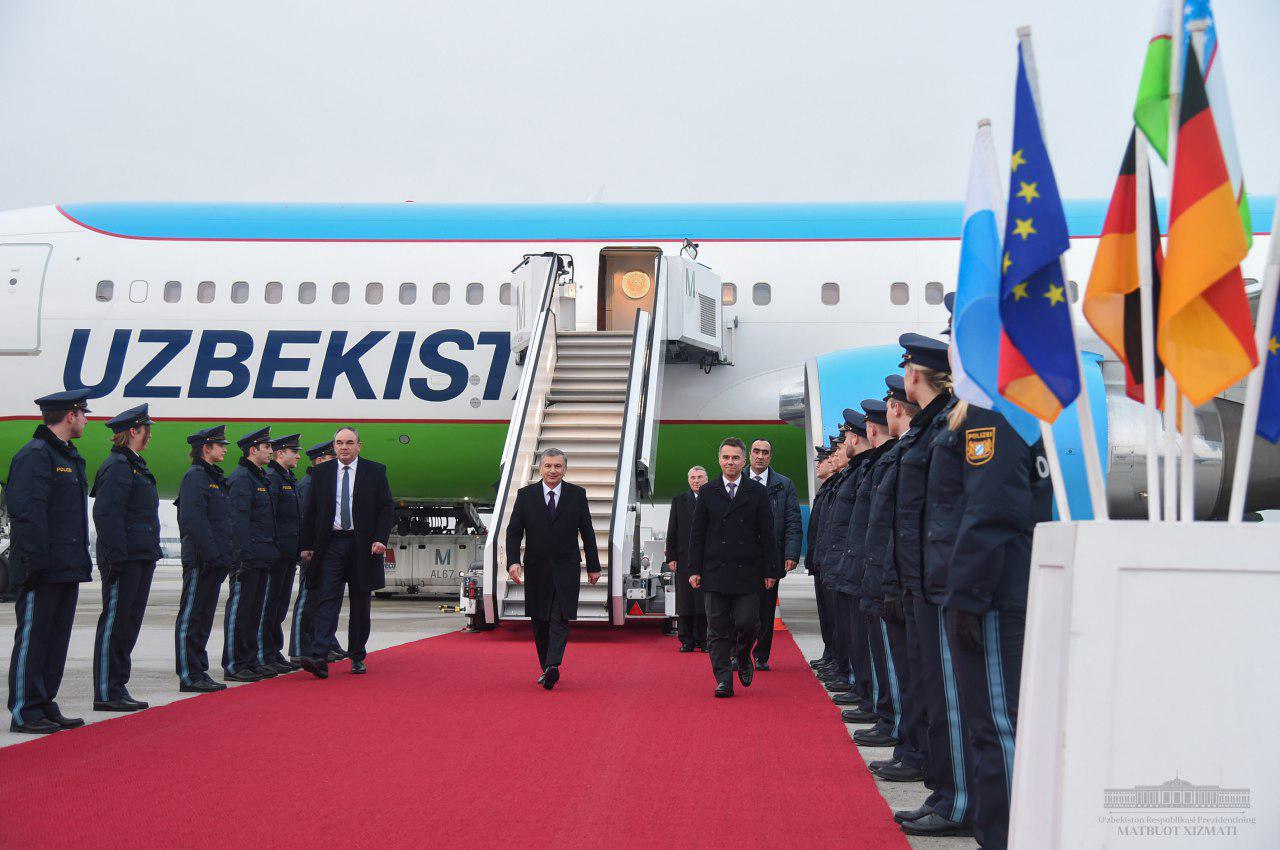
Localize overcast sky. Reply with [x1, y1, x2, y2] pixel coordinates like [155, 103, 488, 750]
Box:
[1, 0, 1276, 210]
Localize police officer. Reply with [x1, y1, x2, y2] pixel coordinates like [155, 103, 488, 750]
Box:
[290, 440, 346, 664]
[224, 427, 278, 682]
[175, 426, 233, 692]
[6, 390, 93, 734]
[260, 433, 302, 674]
[90, 404, 161, 712]
[812, 428, 853, 690]
[805, 445, 836, 669]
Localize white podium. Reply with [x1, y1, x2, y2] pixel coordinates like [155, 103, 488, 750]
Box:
[1010, 521, 1280, 849]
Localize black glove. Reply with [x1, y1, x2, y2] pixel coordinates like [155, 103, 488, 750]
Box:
[948, 608, 984, 653]
[883, 594, 904, 623]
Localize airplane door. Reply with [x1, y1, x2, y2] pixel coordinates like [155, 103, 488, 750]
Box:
[598, 247, 661, 331]
[0, 244, 52, 354]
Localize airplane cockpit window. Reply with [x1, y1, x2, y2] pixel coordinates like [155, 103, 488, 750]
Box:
[721, 282, 737, 306]
[95, 280, 114, 302]
[299, 282, 316, 304]
[466, 283, 484, 305]
[432, 283, 450, 305]
[332, 282, 350, 305]
[925, 281, 944, 305]
[265, 282, 283, 304]
[163, 281, 182, 303]
[399, 282, 417, 305]
[499, 283, 512, 306]
[366, 282, 384, 305]
[821, 282, 840, 305]
[197, 281, 216, 304]
[752, 283, 771, 306]
[890, 282, 910, 305]
[231, 281, 249, 304]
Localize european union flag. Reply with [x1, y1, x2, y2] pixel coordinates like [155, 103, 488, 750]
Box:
[997, 43, 1081, 421]
[1257, 306, 1280, 443]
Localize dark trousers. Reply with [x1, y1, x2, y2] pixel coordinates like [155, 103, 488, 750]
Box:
[222, 565, 267, 674]
[92, 561, 155, 701]
[948, 609, 1024, 850]
[674, 567, 707, 647]
[703, 590, 757, 686]
[843, 594, 874, 707]
[887, 599, 927, 769]
[826, 589, 851, 678]
[912, 594, 972, 824]
[8, 582, 79, 724]
[751, 581, 780, 662]
[532, 589, 569, 669]
[867, 613, 901, 738]
[257, 556, 295, 665]
[812, 573, 835, 661]
[307, 537, 372, 662]
[175, 563, 226, 684]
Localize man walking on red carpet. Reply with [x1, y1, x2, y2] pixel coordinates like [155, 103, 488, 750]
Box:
[688, 438, 781, 698]
[506, 448, 600, 690]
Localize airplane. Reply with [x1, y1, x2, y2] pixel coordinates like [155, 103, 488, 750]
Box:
[0, 199, 1275, 621]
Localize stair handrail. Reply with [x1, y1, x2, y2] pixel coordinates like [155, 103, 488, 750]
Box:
[636, 256, 670, 498]
[606, 309, 652, 623]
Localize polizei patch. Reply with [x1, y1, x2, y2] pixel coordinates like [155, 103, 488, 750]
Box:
[965, 427, 995, 466]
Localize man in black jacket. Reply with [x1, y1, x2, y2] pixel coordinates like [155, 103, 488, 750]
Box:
[688, 437, 781, 698]
[6, 390, 93, 734]
[745, 439, 801, 670]
[175, 426, 233, 693]
[261, 433, 302, 674]
[223, 427, 278, 682]
[506, 448, 601, 690]
[90, 404, 161, 712]
[665, 465, 708, 652]
[299, 427, 395, 678]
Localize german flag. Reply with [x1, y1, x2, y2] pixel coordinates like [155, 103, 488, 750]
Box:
[1083, 130, 1165, 406]
[1158, 44, 1255, 407]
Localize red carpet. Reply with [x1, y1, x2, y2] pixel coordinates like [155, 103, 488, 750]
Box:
[0, 624, 908, 849]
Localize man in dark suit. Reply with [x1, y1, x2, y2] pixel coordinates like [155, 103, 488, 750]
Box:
[665, 465, 708, 652]
[298, 427, 394, 678]
[506, 447, 601, 690]
[688, 437, 781, 698]
[744, 438, 802, 670]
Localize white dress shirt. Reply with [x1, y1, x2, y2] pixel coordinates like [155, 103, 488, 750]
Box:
[333, 456, 359, 530]
[749, 467, 770, 488]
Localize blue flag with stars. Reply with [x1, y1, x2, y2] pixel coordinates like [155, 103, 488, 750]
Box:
[997, 42, 1081, 420]
[1257, 306, 1280, 443]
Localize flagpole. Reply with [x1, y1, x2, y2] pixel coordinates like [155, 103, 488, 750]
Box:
[1163, 0, 1185, 522]
[1017, 26, 1110, 520]
[1133, 130, 1162, 521]
[1226, 195, 1280, 523]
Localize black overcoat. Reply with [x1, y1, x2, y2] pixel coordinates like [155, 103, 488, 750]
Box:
[505, 481, 601, 621]
[687, 476, 782, 596]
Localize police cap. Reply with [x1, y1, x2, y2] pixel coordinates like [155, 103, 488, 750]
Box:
[305, 440, 335, 461]
[271, 433, 301, 451]
[105, 404, 153, 433]
[861, 399, 888, 426]
[885, 374, 909, 403]
[187, 425, 229, 446]
[236, 426, 271, 451]
[843, 408, 868, 436]
[35, 388, 92, 415]
[898, 332, 951, 373]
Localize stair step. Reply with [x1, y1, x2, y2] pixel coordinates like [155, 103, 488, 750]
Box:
[539, 425, 623, 440]
[555, 354, 632, 365]
[544, 401, 625, 412]
[547, 392, 627, 403]
[540, 411, 625, 428]
[558, 331, 633, 340]
[554, 370, 630, 384]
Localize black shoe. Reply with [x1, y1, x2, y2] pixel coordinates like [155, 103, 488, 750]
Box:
[869, 757, 899, 774]
[44, 710, 85, 729]
[841, 708, 881, 724]
[877, 763, 926, 782]
[542, 665, 559, 690]
[831, 692, 864, 706]
[825, 681, 854, 693]
[900, 812, 973, 837]
[94, 699, 147, 712]
[537, 672, 546, 685]
[754, 658, 770, 671]
[180, 679, 223, 693]
[224, 669, 264, 683]
[853, 729, 901, 747]
[10, 717, 61, 735]
[809, 658, 828, 668]
[714, 682, 734, 698]
[268, 660, 295, 674]
[327, 649, 349, 662]
[737, 656, 754, 687]
[253, 665, 278, 678]
[679, 644, 694, 653]
[731, 657, 739, 671]
[351, 660, 366, 674]
[298, 657, 329, 679]
[894, 804, 933, 824]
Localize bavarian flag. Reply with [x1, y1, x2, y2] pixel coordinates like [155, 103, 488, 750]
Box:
[1158, 49, 1256, 408]
[1083, 130, 1166, 406]
[996, 43, 1080, 422]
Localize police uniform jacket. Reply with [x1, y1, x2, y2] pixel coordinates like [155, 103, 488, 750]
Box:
[859, 439, 902, 614]
[227, 458, 278, 567]
[688, 476, 782, 596]
[824, 454, 871, 594]
[925, 404, 1052, 614]
[4, 425, 92, 586]
[804, 474, 836, 573]
[838, 443, 889, 598]
[809, 467, 845, 573]
[177, 460, 233, 569]
[266, 461, 301, 560]
[816, 466, 857, 587]
[892, 392, 952, 597]
[90, 446, 161, 570]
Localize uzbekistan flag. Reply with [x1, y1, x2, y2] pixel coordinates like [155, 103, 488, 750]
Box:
[1083, 130, 1166, 406]
[1158, 50, 1256, 407]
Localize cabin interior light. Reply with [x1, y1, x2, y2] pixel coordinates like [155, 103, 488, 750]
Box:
[621, 270, 651, 300]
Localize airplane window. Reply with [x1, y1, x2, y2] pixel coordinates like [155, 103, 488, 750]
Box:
[433, 283, 450, 305]
[925, 281, 944, 305]
[231, 281, 249, 304]
[163, 281, 182, 303]
[332, 282, 350, 305]
[821, 282, 839, 306]
[399, 282, 417, 305]
[1067, 280, 1079, 303]
[890, 282, 910, 305]
[366, 282, 384, 305]
[753, 283, 771, 306]
[721, 282, 737, 306]
[299, 281, 316, 304]
[96, 280, 114, 302]
[197, 281, 216, 304]
[129, 280, 148, 304]
[265, 281, 283, 304]
[499, 283, 512, 306]
[466, 282, 484, 305]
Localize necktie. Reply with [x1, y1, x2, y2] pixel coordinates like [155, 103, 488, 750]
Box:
[341, 465, 352, 530]
[547, 490, 557, 518]
[727, 482, 737, 500]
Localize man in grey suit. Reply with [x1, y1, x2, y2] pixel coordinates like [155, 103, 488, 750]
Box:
[745, 438, 801, 670]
